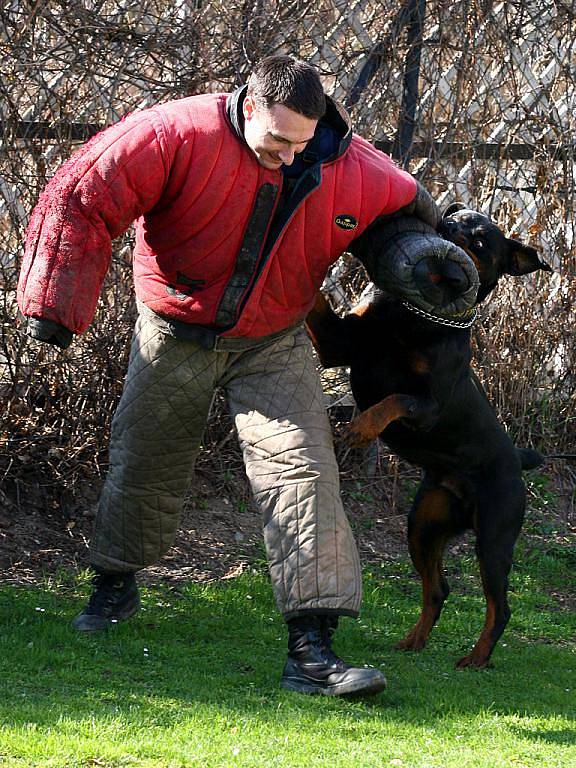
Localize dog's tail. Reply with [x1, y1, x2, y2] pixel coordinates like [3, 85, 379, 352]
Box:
[543, 453, 576, 461]
[517, 448, 576, 470]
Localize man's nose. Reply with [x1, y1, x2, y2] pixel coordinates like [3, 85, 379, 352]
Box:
[278, 146, 296, 165]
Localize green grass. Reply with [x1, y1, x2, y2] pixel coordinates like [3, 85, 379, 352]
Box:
[0, 550, 574, 768]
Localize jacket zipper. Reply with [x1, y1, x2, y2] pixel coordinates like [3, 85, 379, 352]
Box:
[231, 167, 322, 327]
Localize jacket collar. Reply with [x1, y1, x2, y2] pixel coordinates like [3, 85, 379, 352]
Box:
[225, 85, 352, 164]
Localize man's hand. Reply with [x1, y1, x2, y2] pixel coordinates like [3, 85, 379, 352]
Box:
[26, 318, 74, 350]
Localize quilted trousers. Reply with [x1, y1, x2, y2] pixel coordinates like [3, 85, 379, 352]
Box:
[90, 312, 362, 618]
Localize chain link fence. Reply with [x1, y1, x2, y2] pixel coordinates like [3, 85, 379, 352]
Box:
[1, 0, 574, 511]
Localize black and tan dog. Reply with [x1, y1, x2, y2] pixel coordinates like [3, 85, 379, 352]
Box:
[306, 204, 552, 668]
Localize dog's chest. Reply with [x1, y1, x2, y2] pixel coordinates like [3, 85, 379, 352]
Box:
[350, 341, 432, 408]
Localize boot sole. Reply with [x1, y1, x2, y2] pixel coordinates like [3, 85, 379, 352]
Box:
[72, 594, 141, 632]
[281, 672, 387, 697]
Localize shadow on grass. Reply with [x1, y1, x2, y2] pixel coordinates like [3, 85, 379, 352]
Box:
[508, 726, 576, 746]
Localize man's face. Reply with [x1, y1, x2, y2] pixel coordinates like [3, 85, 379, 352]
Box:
[242, 95, 318, 170]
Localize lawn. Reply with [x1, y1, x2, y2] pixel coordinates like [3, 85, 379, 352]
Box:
[0, 546, 574, 768]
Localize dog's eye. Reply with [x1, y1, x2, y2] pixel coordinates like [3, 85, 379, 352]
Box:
[473, 239, 484, 250]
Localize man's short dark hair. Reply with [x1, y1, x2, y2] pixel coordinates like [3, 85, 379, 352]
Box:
[247, 55, 326, 120]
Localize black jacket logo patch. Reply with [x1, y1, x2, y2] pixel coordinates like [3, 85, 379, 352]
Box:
[334, 214, 358, 231]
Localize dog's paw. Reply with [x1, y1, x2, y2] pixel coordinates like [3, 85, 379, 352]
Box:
[455, 653, 494, 669]
[344, 414, 379, 448]
[394, 636, 427, 652]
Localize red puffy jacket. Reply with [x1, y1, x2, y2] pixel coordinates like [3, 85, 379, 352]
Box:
[18, 89, 417, 339]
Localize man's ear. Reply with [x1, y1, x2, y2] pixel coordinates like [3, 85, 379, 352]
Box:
[442, 202, 467, 218]
[506, 239, 553, 275]
[243, 94, 256, 121]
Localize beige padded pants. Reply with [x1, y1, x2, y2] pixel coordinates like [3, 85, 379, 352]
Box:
[90, 312, 362, 618]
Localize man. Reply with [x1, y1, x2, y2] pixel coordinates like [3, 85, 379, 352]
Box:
[18, 56, 473, 697]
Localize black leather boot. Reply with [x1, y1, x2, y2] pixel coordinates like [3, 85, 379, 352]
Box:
[72, 568, 140, 632]
[280, 615, 387, 696]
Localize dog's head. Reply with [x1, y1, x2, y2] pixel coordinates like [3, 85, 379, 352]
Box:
[438, 203, 552, 303]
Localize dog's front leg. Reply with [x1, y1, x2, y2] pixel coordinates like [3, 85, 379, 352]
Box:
[345, 394, 439, 447]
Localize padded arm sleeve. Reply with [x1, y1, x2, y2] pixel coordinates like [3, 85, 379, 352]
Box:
[349, 216, 479, 317]
[17, 109, 172, 335]
[395, 180, 441, 229]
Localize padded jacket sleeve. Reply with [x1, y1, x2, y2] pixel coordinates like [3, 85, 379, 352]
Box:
[17, 109, 172, 335]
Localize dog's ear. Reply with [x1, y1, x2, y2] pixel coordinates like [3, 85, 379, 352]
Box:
[442, 202, 467, 218]
[506, 239, 553, 275]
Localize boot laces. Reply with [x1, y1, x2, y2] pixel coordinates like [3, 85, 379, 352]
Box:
[323, 646, 349, 671]
[85, 573, 131, 615]
[321, 622, 349, 670]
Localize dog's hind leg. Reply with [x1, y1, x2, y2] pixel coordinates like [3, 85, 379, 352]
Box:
[395, 481, 468, 652]
[456, 477, 525, 668]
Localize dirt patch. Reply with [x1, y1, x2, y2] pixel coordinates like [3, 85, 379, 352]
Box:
[0, 450, 574, 588]
[0, 444, 415, 585]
